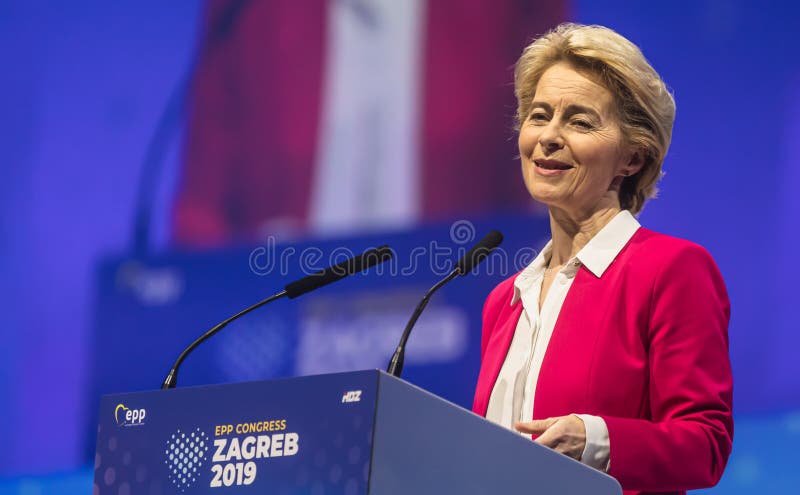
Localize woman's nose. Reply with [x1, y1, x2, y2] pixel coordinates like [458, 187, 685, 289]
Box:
[538, 122, 564, 152]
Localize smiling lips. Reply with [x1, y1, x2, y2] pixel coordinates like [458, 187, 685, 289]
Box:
[534, 158, 574, 176]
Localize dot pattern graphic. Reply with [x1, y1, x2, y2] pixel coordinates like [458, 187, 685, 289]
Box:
[164, 428, 209, 492]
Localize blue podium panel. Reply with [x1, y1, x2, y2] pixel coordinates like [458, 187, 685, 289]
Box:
[94, 371, 621, 495]
[371, 373, 621, 495]
[95, 371, 379, 495]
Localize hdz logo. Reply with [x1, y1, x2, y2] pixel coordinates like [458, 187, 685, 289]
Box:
[115, 403, 146, 427]
[341, 390, 362, 403]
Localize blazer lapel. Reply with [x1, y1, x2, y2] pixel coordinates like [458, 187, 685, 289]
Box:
[533, 266, 610, 419]
[473, 302, 523, 416]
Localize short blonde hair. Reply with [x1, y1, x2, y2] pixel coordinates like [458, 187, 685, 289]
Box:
[515, 23, 676, 213]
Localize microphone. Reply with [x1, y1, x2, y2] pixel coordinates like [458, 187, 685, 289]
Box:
[285, 245, 393, 298]
[454, 229, 504, 276]
[386, 230, 503, 377]
[161, 245, 394, 389]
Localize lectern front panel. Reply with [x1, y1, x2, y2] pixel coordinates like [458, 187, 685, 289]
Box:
[94, 371, 378, 495]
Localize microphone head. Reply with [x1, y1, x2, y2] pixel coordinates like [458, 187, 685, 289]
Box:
[337, 245, 394, 276]
[285, 245, 394, 299]
[455, 230, 503, 276]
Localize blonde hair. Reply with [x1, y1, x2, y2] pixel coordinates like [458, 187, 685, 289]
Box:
[515, 23, 676, 213]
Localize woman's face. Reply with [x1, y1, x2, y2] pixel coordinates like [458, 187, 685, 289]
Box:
[519, 62, 639, 216]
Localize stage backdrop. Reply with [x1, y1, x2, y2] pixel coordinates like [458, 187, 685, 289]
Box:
[0, 2, 799, 495]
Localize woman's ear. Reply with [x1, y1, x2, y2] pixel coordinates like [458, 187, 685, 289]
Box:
[623, 147, 646, 176]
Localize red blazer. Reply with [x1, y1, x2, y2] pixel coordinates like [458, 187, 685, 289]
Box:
[472, 228, 733, 495]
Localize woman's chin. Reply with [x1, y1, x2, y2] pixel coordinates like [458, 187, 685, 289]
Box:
[527, 188, 564, 209]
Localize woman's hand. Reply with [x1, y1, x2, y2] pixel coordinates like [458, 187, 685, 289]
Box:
[515, 414, 586, 461]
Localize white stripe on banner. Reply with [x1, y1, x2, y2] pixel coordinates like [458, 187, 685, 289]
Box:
[310, 0, 424, 234]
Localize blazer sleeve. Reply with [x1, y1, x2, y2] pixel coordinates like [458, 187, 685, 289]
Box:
[602, 242, 733, 491]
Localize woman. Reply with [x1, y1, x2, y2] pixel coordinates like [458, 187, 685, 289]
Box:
[472, 24, 732, 495]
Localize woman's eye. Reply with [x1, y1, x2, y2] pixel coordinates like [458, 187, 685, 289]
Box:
[529, 112, 548, 123]
[572, 119, 594, 130]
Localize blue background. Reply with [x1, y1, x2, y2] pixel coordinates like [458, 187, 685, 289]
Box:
[1, 1, 799, 493]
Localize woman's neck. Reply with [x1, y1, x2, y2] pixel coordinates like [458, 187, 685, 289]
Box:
[547, 204, 622, 266]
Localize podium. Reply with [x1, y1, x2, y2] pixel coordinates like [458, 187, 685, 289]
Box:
[93, 370, 621, 494]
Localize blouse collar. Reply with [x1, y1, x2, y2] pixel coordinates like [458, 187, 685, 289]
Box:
[511, 210, 640, 305]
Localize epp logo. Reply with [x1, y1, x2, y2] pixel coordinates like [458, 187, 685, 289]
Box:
[341, 390, 362, 403]
[115, 403, 146, 427]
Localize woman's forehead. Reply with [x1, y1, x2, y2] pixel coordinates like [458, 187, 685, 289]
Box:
[533, 63, 614, 112]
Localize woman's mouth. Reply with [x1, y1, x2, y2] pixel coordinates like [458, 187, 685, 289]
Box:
[534, 159, 574, 176]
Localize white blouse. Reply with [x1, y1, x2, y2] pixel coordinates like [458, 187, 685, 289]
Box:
[485, 210, 641, 471]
